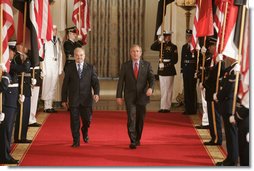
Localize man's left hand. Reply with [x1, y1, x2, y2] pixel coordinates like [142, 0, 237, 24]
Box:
[146, 88, 153, 96]
[93, 95, 99, 103]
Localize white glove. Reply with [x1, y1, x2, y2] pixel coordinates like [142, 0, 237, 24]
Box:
[199, 82, 204, 89]
[216, 54, 223, 62]
[158, 35, 164, 42]
[246, 132, 249, 143]
[31, 78, 37, 86]
[158, 62, 164, 69]
[194, 73, 197, 78]
[229, 115, 236, 125]
[0, 113, 5, 123]
[40, 71, 46, 78]
[201, 46, 207, 54]
[0, 63, 7, 72]
[233, 63, 241, 73]
[19, 94, 25, 103]
[77, 34, 83, 41]
[213, 93, 218, 102]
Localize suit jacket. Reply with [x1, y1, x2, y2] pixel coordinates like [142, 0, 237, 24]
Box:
[62, 62, 100, 107]
[116, 60, 155, 106]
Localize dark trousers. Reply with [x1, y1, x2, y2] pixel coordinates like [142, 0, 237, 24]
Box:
[220, 100, 238, 164]
[183, 72, 197, 114]
[14, 97, 31, 141]
[207, 101, 222, 144]
[0, 107, 17, 162]
[238, 116, 249, 166]
[126, 104, 146, 145]
[70, 105, 92, 144]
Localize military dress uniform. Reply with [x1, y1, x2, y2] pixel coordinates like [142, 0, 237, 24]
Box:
[203, 55, 223, 146]
[63, 27, 83, 70]
[29, 61, 43, 126]
[216, 62, 239, 166]
[235, 101, 249, 166]
[12, 52, 32, 143]
[0, 71, 19, 164]
[151, 37, 178, 112]
[181, 42, 197, 114]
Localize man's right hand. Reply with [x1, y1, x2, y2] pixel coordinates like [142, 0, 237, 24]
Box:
[62, 102, 69, 111]
[116, 98, 124, 106]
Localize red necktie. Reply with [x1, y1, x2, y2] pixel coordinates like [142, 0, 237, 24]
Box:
[134, 62, 139, 79]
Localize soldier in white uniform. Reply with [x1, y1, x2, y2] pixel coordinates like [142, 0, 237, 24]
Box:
[41, 25, 63, 113]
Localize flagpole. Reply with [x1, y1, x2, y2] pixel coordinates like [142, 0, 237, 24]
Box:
[216, 2, 228, 94]
[0, 4, 3, 113]
[232, 5, 247, 115]
[18, 1, 28, 141]
[78, 0, 81, 37]
[201, 37, 206, 83]
[159, 0, 166, 70]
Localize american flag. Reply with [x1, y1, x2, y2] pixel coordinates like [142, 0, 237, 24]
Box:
[191, 0, 200, 51]
[237, 4, 249, 108]
[0, 0, 15, 68]
[72, 0, 90, 45]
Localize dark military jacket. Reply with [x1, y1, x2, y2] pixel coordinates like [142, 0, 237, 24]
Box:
[181, 43, 197, 75]
[151, 40, 178, 76]
[63, 39, 83, 64]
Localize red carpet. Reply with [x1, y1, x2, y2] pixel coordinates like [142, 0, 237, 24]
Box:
[20, 111, 214, 166]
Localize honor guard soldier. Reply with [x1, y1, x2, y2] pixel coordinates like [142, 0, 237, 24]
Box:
[181, 29, 197, 115]
[231, 98, 249, 166]
[202, 37, 223, 146]
[29, 53, 43, 127]
[63, 26, 83, 70]
[215, 58, 239, 166]
[0, 41, 19, 164]
[41, 25, 63, 113]
[151, 31, 178, 113]
[12, 44, 32, 144]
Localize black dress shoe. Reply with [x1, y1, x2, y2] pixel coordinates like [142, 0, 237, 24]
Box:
[158, 109, 165, 113]
[83, 136, 89, 143]
[50, 108, 57, 113]
[44, 109, 52, 113]
[195, 125, 209, 129]
[129, 144, 136, 149]
[2, 158, 19, 164]
[14, 139, 32, 143]
[28, 122, 41, 127]
[203, 141, 221, 146]
[216, 160, 237, 166]
[71, 142, 80, 148]
[163, 109, 170, 113]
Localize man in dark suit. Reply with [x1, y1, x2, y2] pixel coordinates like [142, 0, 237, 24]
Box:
[62, 47, 100, 148]
[181, 29, 197, 115]
[150, 31, 178, 113]
[116, 44, 155, 149]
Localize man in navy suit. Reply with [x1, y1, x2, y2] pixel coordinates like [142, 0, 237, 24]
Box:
[62, 47, 100, 148]
[116, 44, 155, 149]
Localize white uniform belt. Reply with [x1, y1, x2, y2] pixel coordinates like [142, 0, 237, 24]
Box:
[18, 73, 31, 77]
[8, 83, 19, 87]
[67, 58, 75, 61]
[163, 59, 170, 62]
[30, 66, 40, 70]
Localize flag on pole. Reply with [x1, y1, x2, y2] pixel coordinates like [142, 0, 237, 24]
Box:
[235, 0, 249, 108]
[1, 0, 15, 68]
[196, 0, 214, 37]
[13, 0, 40, 67]
[154, 0, 174, 40]
[191, 0, 200, 51]
[72, 0, 90, 45]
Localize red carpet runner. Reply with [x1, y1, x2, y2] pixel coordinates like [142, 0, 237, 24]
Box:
[20, 111, 214, 166]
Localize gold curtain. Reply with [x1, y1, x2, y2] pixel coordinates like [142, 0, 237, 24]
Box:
[87, 0, 145, 78]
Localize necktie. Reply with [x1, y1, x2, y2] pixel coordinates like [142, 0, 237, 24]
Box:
[134, 62, 139, 79]
[78, 64, 82, 78]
